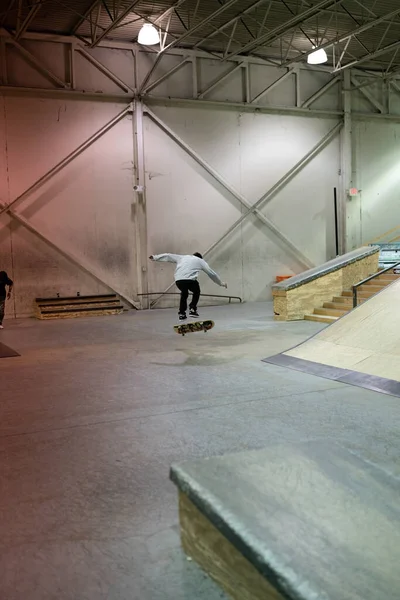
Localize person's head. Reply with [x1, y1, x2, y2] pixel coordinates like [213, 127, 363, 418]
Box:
[193, 252, 203, 259]
[0, 271, 7, 282]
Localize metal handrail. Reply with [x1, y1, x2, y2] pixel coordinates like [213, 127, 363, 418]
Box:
[352, 261, 400, 308]
[137, 292, 242, 309]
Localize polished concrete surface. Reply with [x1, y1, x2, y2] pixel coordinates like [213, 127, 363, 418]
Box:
[1, 302, 399, 600]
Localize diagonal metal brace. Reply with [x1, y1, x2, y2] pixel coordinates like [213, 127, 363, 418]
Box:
[1, 28, 67, 88]
[76, 45, 135, 93]
[144, 106, 342, 306]
[351, 75, 385, 113]
[0, 201, 140, 309]
[0, 106, 131, 219]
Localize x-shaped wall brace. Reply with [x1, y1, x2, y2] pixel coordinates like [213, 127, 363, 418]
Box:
[0, 94, 342, 312]
[144, 106, 343, 307]
[0, 104, 140, 309]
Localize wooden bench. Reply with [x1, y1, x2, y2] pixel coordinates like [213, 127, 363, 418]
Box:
[35, 294, 124, 319]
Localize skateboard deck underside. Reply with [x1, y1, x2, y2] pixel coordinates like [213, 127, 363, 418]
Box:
[174, 320, 214, 336]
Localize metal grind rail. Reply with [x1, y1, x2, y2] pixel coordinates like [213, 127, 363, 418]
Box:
[353, 261, 400, 308]
[138, 292, 242, 309]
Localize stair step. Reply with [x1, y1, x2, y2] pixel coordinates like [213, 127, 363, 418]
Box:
[358, 284, 386, 292]
[377, 274, 400, 280]
[332, 296, 360, 305]
[342, 289, 379, 299]
[362, 282, 388, 289]
[357, 290, 382, 298]
[302, 269, 397, 325]
[322, 302, 352, 312]
[332, 298, 365, 307]
[314, 307, 347, 317]
[332, 296, 353, 304]
[304, 314, 339, 323]
[370, 277, 395, 284]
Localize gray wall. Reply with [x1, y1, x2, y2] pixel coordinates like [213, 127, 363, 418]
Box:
[0, 34, 399, 316]
[352, 120, 400, 247]
[145, 107, 339, 303]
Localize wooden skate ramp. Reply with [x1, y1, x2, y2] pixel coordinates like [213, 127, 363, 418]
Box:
[264, 278, 400, 397]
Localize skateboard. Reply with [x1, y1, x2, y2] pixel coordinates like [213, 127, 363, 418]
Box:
[174, 319, 214, 336]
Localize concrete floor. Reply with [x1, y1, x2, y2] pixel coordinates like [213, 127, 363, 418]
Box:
[1, 302, 399, 600]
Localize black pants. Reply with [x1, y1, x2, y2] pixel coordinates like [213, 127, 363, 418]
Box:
[176, 280, 200, 314]
[0, 297, 5, 325]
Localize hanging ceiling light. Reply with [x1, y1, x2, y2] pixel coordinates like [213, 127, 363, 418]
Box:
[307, 45, 328, 65]
[138, 23, 160, 46]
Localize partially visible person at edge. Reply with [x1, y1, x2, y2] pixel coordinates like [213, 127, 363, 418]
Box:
[149, 252, 227, 321]
[0, 271, 13, 330]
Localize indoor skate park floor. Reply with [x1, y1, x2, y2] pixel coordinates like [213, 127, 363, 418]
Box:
[1, 302, 399, 600]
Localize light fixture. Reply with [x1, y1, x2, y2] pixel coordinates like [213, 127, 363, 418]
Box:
[307, 46, 328, 65]
[138, 23, 160, 46]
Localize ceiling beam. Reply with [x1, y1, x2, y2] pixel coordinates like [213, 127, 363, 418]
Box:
[15, 0, 41, 40]
[70, 0, 102, 34]
[0, 0, 17, 27]
[193, 0, 270, 49]
[1, 28, 67, 87]
[153, 0, 189, 25]
[282, 6, 400, 68]
[139, 0, 243, 92]
[90, 0, 142, 47]
[222, 0, 345, 60]
[336, 40, 400, 73]
[160, 0, 243, 54]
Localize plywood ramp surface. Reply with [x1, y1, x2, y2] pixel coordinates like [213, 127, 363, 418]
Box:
[286, 279, 400, 382]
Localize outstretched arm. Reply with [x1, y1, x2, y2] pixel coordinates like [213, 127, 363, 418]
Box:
[149, 253, 181, 263]
[200, 260, 227, 288]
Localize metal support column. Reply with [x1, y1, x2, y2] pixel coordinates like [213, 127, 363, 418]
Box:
[339, 69, 352, 253]
[132, 100, 148, 308]
[295, 66, 301, 107]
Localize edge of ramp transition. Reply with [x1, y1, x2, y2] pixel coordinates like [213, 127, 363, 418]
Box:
[262, 354, 400, 398]
[263, 279, 400, 398]
[0, 342, 20, 358]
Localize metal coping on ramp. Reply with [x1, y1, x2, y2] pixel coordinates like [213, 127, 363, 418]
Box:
[0, 342, 20, 359]
[263, 354, 400, 398]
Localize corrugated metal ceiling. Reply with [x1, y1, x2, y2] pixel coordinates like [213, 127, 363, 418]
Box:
[1, 0, 400, 71]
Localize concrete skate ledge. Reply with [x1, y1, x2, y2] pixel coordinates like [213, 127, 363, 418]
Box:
[272, 246, 379, 292]
[170, 441, 400, 600]
[272, 246, 380, 321]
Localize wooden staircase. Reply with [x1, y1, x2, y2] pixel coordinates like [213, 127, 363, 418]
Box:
[35, 294, 124, 320]
[305, 272, 400, 323]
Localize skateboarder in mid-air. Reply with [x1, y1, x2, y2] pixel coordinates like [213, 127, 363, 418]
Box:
[149, 252, 227, 320]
